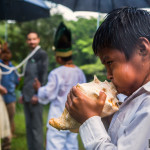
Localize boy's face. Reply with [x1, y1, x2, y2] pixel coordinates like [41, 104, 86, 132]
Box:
[26, 33, 40, 50]
[99, 47, 150, 96]
[1, 49, 12, 61]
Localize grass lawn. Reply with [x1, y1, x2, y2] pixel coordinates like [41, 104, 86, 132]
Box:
[11, 104, 85, 150]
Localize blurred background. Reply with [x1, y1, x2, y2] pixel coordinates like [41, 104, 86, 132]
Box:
[1, 0, 150, 149]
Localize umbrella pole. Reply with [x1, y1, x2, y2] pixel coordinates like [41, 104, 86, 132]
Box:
[97, 0, 101, 29]
[97, 12, 100, 29]
[5, 21, 8, 42]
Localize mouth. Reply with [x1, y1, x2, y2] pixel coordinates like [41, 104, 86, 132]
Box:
[113, 84, 120, 94]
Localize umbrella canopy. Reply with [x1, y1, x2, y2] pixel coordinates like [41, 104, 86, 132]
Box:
[0, 0, 50, 22]
[49, 0, 150, 13]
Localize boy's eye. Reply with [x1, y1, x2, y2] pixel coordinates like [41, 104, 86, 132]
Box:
[107, 61, 113, 65]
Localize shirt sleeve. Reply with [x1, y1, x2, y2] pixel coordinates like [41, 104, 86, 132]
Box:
[38, 72, 58, 105]
[79, 99, 150, 150]
[79, 116, 115, 150]
[37, 51, 48, 86]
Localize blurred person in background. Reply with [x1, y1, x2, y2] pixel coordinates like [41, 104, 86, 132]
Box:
[20, 32, 48, 150]
[33, 22, 86, 150]
[0, 42, 11, 150]
[0, 43, 19, 137]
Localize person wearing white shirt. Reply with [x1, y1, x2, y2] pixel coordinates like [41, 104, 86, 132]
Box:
[33, 22, 86, 150]
[65, 7, 150, 150]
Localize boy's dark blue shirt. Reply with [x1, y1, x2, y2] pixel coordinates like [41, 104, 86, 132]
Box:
[0, 59, 19, 104]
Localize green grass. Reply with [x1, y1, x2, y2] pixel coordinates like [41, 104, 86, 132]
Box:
[11, 104, 85, 150]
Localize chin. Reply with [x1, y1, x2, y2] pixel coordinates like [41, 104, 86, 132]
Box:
[118, 89, 131, 96]
[115, 87, 125, 95]
[30, 46, 36, 49]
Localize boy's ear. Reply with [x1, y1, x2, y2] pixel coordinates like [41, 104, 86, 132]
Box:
[138, 37, 150, 56]
[56, 56, 63, 64]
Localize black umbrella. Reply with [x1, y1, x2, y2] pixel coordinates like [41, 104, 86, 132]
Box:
[48, 0, 150, 13]
[0, 0, 50, 41]
[0, 0, 50, 22]
[49, 0, 150, 29]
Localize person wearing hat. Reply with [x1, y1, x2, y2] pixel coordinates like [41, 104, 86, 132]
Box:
[33, 22, 86, 150]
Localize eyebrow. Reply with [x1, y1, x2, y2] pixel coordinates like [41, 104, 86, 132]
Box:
[102, 56, 110, 64]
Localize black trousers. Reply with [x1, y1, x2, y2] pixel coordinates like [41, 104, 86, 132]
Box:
[24, 102, 44, 150]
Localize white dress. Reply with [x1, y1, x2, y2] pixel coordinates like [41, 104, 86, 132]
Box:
[0, 68, 11, 140]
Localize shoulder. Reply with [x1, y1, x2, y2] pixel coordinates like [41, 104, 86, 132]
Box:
[34, 48, 48, 61]
[47, 67, 62, 80]
[140, 95, 150, 110]
[133, 95, 150, 119]
[37, 48, 47, 56]
[75, 66, 85, 74]
[51, 66, 64, 74]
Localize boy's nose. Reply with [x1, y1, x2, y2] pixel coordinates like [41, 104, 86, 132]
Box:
[107, 73, 113, 80]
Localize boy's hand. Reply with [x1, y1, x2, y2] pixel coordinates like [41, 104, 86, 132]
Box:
[31, 95, 38, 105]
[33, 78, 41, 91]
[65, 86, 106, 124]
[18, 96, 23, 104]
[0, 85, 7, 95]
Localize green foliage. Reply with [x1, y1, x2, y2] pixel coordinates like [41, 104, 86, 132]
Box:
[0, 15, 106, 82]
[66, 18, 106, 81]
[80, 59, 107, 81]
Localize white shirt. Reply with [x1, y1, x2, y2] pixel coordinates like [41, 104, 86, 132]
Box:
[38, 65, 86, 127]
[80, 81, 150, 150]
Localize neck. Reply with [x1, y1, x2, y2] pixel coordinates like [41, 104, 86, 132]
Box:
[64, 60, 75, 68]
[30, 45, 39, 51]
[3, 60, 9, 65]
[64, 60, 73, 65]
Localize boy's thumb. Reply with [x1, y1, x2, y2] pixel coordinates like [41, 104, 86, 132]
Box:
[98, 91, 106, 105]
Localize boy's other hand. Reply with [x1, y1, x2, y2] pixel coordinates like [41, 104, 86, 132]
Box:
[65, 86, 106, 124]
[33, 78, 41, 91]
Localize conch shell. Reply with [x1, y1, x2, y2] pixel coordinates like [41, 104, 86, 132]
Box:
[49, 76, 119, 133]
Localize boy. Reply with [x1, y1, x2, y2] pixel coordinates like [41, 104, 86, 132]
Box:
[0, 46, 19, 136]
[65, 7, 150, 149]
[33, 22, 86, 150]
[0, 42, 11, 150]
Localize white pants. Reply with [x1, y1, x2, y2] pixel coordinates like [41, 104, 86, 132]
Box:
[46, 126, 78, 150]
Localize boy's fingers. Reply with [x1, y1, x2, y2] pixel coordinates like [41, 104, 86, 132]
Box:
[72, 86, 83, 97]
[66, 87, 78, 110]
[66, 92, 72, 106]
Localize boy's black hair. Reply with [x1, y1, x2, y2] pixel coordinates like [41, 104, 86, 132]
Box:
[60, 55, 72, 62]
[93, 7, 150, 60]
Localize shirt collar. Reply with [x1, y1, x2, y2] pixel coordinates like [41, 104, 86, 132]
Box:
[117, 81, 150, 103]
[120, 81, 150, 105]
[142, 81, 150, 92]
[117, 94, 127, 103]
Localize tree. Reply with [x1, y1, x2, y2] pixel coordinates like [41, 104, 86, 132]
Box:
[0, 15, 106, 82]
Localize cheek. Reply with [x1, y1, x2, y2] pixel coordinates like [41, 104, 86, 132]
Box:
[119, 65, 136, 80]
[113, 64, 137, 93]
